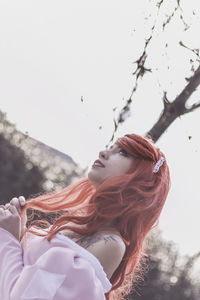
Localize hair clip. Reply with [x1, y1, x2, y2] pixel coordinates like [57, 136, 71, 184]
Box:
[153, 157, 165, 173]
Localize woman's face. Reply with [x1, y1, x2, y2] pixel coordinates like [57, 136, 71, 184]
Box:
[88, 143, 134, 188]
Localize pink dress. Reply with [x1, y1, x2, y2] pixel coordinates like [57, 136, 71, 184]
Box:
[0, 227, 112, 300]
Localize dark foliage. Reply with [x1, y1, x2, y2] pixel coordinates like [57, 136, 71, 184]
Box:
[0, 134, 45, 205]
[126, 232, 200, 300]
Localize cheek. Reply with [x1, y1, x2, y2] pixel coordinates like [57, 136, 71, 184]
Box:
[108, 159, 132, 176]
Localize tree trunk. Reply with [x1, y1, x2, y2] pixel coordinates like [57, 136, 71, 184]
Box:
[146, 65, 200, 142]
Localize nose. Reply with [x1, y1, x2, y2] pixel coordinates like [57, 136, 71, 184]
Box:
[99, 149, 109, 160]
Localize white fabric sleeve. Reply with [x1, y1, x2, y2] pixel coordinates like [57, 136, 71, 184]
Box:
[0, 228, 106, 300]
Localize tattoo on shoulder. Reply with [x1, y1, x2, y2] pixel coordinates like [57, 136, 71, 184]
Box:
[77, 233, 119, 249]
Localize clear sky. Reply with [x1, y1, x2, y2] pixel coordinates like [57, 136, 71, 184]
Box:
[0, 0, 200, 257]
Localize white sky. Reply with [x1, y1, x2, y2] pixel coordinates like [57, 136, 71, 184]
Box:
[0, 0, 200, 257]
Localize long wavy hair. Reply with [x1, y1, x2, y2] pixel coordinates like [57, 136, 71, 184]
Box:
[21, 133, 170, 300]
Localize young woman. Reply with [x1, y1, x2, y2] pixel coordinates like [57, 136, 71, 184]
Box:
[0, 133, 170, 300]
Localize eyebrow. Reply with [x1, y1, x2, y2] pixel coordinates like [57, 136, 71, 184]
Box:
[109, 144, 120, 150]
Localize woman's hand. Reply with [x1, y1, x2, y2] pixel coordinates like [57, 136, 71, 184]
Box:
[0, 204, 21, 240]
[4, 196, 27, 240]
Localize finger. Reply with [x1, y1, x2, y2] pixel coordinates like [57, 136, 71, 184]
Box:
[0, 205, 5, 210]
[5, 203, 11, 209]
[10, 197, 20, 211]
[0, 207, 5, 215]
[18, 196, 26, 206]
[7, 204, 19, 216]
[5, 204, 12, 211]
[4, 209, 11, 216]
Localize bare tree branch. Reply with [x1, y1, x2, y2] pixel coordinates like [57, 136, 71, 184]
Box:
[107, 1, 166, 146]
[162, 3, 180, 31]
[156, 0, 164, 9]
[108, 1, 199, 145]
[162, 0, 189, 31]
[163, 91, 171, 109]
[147, 65, 200, 142]
[184, 101, 200, 114]
[179, 41, 200, 65]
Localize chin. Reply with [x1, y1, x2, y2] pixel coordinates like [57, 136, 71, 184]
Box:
[87, 169, 95, 184]
[87, 170, 101, 189]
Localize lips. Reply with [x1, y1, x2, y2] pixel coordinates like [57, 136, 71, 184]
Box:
[92, 159, 105, 168]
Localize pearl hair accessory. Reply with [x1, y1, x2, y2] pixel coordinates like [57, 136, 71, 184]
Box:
[153, 157, 165, 173]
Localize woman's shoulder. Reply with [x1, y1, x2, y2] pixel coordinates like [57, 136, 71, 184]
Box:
[78, 229, 126, 280]
[85, 228, 125, 248]
[60, 225, 126, 280]
[60, 223, 125, 250]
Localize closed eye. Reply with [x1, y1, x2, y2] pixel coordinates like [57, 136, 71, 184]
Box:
[119, 149, 129, 157]
[108, 145, 129, 157]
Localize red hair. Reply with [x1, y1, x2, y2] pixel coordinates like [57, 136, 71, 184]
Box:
[21, 133, 170, 300]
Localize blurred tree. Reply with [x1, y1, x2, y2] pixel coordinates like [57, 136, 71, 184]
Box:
[0, 110, 83, 197]
[126, 231, 200, 300]
[0, 111, 83, 222]
[0, 133, 45, 205]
